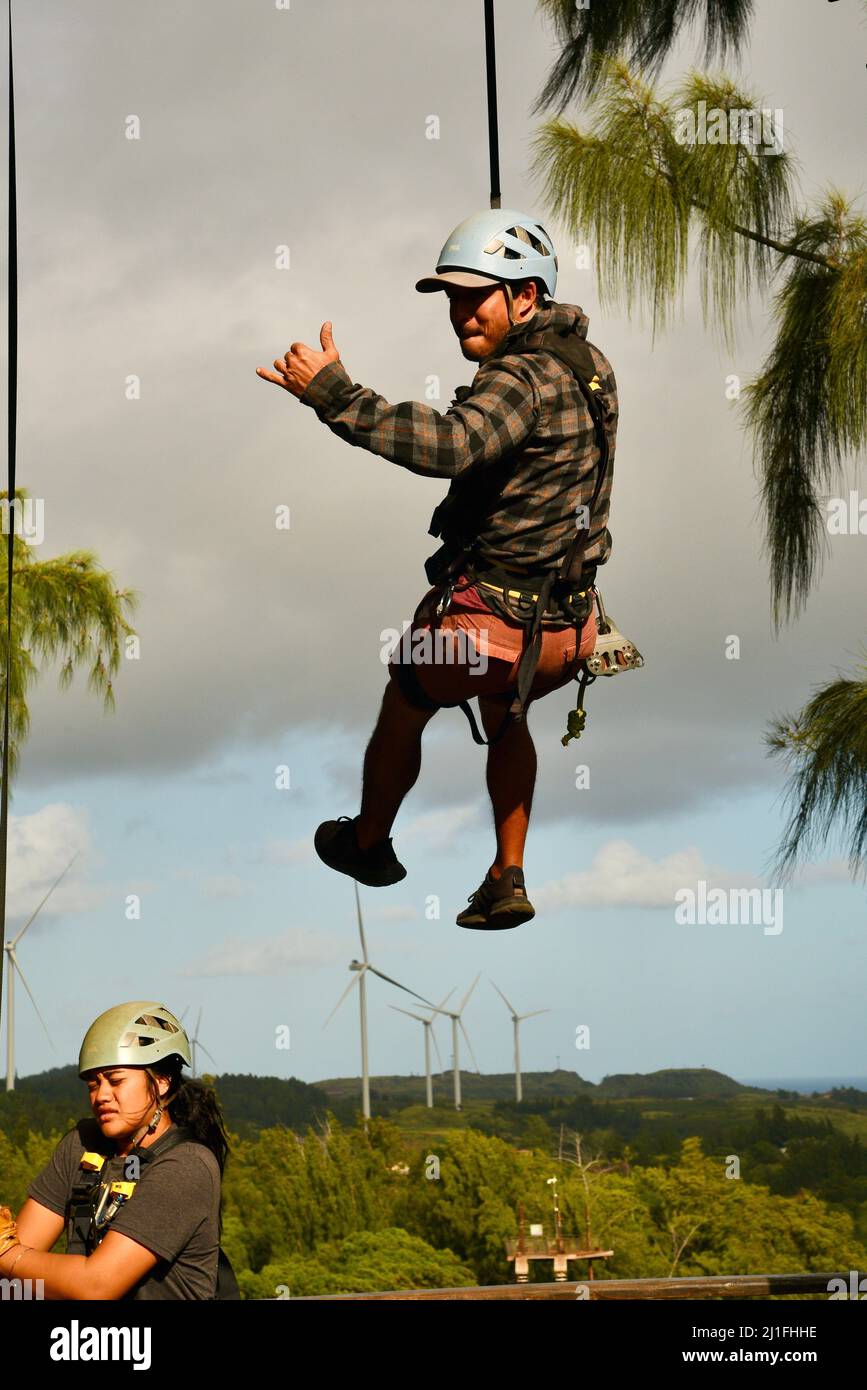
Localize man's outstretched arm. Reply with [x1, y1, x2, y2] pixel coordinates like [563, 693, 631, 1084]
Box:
[257, 321, 539, 480]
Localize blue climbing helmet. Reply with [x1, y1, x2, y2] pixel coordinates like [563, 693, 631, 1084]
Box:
[415, 209, 558, 303]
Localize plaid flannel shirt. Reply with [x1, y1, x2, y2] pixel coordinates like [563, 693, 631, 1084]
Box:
[300, 300, 617, 576]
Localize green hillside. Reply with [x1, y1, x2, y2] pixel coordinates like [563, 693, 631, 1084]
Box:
[0, 1064, 351, 1141]
[595, 1068, 747, 1099]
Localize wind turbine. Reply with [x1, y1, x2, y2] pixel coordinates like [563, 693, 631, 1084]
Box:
[428, 975, 481, 1111]
[389, 988, 454, 1108]
[188, 1007, 217, 1079]
[324, 882, 435, 1121]
[490, 979, 549, 1103]
[4, 855, 77, 1091]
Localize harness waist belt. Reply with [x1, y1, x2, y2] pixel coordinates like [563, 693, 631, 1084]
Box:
[476, 578, 589, 605]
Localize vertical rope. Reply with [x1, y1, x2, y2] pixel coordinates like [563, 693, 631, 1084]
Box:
[483, 0, 500, 210]
[0, 0, 17, 1034]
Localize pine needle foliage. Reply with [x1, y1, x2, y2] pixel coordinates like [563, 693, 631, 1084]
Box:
[531, 62, 794, 344]
[743, 197, 867, 623]
[531, 60, 865, 624]
[0, 489, 138, 793]
[533, 0, 755, 109]
[766, 663, 867, 883]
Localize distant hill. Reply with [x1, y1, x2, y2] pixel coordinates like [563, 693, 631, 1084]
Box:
[0, 1065, 350, 1139]
[313, 1068, 596, 1104]
[313, 1066, 756, 1105]
[596, 1069, 748, 1100]
[0, 1063, 759, 1140]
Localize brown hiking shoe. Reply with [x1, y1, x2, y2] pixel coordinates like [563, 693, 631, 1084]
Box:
[314, 815, 407, 887]
[456, 865, 536, 930]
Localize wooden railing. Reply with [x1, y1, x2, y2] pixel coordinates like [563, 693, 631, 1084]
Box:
[289, 1271, 856, 1300]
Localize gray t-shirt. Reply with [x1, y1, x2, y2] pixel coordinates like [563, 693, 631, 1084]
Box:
[28, 1120, 221, 1300]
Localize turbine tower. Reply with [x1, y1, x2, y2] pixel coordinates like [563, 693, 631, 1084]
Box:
[189, 1006, 217, 1079]
[428, 975, 481, 1111]
[4, 855, 76, 1091]
[324, 882, 434, 1121]
[490, 979, 549, 1103]
[389, 989, 454, 1108]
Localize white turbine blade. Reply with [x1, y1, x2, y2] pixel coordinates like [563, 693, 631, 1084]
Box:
[458, 1017, 480, 1074]
[425, 1003, 456, 1020]
[178, 1005, 190, 1023]
[197, 1041, 217, 1067]
[517, 1009, 549, 1021]
[366, 965, 435, 1008]
[194, 1006, 203, 1041]
[388, 1004, 427, 1023]
[489, 978, 518, 1017]
[9, 954, 55, 1050]
[354, 882, 369, 964]
[457, 972, 481, 1016]
[421, 987, 455, 1020]
[13, 852, 78, 948]
[323, 970, 362, 1028]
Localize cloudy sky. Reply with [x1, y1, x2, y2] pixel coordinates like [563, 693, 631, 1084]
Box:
[3, 0, 865, 1097]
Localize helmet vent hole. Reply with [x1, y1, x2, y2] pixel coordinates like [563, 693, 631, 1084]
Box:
[134, 1013, 177, 1032]
[119, 1028, 158, 1050]
[504, 225, 551, 257]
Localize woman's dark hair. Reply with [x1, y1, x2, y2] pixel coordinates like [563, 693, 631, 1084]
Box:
[144, 1058, 230, 1176]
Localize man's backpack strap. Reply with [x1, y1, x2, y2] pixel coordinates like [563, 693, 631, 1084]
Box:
[518, 329, 611, 585]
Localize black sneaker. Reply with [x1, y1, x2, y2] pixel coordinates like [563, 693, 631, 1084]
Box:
[314, 815, 407, 887]
[456, 865, 536, 930]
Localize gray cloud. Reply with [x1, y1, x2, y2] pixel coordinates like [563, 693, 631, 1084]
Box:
[11, 0, 865, 836]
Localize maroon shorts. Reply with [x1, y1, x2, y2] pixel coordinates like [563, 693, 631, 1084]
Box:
[388, 573, 597, 706]
[444, 574, 597, 665]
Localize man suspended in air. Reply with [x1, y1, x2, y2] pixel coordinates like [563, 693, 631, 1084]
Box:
[257, 210, 618, 930]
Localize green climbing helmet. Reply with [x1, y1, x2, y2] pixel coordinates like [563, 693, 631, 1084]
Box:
[78, 1001, 192, 1076]
[415, 208, 558, 300]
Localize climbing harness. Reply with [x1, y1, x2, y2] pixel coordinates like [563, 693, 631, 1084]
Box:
[67, 1145, 141, 1256]
[67, 1124, 194, 1258]
[66, 1123, 240, 1299]
[561, 590, 644, 747]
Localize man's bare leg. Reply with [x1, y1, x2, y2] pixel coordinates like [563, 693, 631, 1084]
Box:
[355, 677, 537, 862]
[479, 695, 536, 877]
[355, 678, 438, 850]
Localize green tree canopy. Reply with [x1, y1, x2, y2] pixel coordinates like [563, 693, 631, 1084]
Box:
[1, 488, 138, 791]
[533, 0, 755, 108]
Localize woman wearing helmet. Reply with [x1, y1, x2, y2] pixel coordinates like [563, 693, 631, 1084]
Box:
[0, 1001, 232, 1300]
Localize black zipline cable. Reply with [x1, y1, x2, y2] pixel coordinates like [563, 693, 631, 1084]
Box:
[0, 0, 17, 1035]
[483, 0, 500, 210]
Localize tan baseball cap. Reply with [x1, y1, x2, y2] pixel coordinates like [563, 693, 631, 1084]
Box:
[415, 269, 504, 293]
